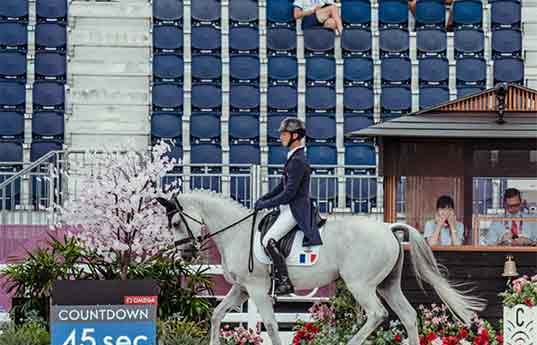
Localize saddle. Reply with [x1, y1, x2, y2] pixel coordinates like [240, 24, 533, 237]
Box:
[258, 207, 326, 258]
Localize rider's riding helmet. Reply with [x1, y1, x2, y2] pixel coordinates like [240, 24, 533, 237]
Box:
[278, 117, 306, 147]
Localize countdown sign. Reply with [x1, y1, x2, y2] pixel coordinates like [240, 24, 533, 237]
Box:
[51, 304, 157, 345]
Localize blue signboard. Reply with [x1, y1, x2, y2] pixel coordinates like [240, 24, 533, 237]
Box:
[51, 305, 157, 345]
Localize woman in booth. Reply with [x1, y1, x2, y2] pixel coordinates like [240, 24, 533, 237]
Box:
[424, 195, 465, 246]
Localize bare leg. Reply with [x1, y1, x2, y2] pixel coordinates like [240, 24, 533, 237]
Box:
[408, 0, 417, 17]
[210, 284, 249, 345]
[316, 5, 343, 35]
[324, 18, 337, 31]
[446, 0, 454, 29]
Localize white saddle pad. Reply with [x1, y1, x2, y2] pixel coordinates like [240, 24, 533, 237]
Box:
[254, 227, 324, 266]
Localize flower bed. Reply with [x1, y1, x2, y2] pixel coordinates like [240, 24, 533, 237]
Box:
[500, 274, 537, 344]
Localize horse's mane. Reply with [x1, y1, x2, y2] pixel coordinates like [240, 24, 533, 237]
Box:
[183, 189, 250, 212]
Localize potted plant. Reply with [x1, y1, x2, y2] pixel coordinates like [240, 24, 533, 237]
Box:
[500, 274, 537, 344]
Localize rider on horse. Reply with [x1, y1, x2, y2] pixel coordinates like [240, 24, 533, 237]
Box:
[254, 117, 323, 295]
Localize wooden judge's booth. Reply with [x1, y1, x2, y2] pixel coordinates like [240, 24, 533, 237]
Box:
[351, 84, 537, 322]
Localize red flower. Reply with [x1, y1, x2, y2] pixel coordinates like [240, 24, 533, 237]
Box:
[426, 332, 438, 343]
[496, 335, 503, 344]
[524, 298, 533, 307]
[459, 328, 469, 338]
[394, 334, 402, 343]
[480, 329, 489, 339]
[419, 336, 426, 345]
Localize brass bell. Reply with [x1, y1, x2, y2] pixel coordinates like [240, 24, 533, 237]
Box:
[502, 255, 519, 278]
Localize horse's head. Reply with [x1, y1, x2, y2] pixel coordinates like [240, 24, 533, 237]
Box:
[156, 196, 206, 259]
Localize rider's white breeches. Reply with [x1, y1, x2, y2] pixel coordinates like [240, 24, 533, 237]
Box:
[262, 204, 298, 247]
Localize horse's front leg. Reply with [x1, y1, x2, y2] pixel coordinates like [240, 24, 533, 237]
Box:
[248, 284, 282, 345]
[210, 284, 249, 345]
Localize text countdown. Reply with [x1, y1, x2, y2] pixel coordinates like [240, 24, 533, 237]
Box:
[51, 305, 156, 345]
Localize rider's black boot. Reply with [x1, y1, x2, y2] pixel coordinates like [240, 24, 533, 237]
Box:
[266, 239, 294, 295]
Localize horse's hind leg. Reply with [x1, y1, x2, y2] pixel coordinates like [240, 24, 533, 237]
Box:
[377, 247, 419, 345]
[344, 281, 389, 345]
[210, 284, 249, 345]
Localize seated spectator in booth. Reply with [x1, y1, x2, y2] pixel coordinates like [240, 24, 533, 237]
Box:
[408, 0, 455, 30]
[294, 0, 343, 35]
[424, 195, 464, 245]
[483, 188, 537, 246]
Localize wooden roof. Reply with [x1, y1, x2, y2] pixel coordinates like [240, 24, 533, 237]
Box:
[351, 84, 537, 139]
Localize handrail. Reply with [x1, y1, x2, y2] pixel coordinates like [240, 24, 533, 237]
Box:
[0, 150, 64, 190]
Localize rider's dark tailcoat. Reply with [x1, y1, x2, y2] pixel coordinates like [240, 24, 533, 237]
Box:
[257, 147, 323, 246]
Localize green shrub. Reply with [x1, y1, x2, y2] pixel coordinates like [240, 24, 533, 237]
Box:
[0, 322, 49, 345]
[158, 320, 209, 345]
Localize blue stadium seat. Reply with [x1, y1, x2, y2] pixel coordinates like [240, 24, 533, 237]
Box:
[152, 83, 183, 112]
[191, 26, 221, 52]
[35, 52, 66, 81]
[32, 111, 64, 139]
[267, 0, 294, 24]
[190, 113, 220, 141]
[153, 25, 183, 52]
[153, 53, 184, 82]
[343, 57, 373, 85]
[0, 52, 26, 80]
[191, 54, 221, 82]
[381, 57, 411, 85]
[345, 143, 376, 165]
[267, 113, 296, 141]
[268, 85, 297, 111]
[306, 86, 336, 112]
[494, 57, 524, 84]
[268, 56, 297, 82]
[230, 84, 260, 111]
[453, 0, 483, 28]
[344, 114, 374, 138]
[229, 26, 259, 53]
[306, 115, 336, 143]
[346, 177, 377, 213]
[379, 28, 409, 57]
[419, 86, 449, 109]
[342, 28, 372, 56]
[492, 29, 522, 57]
[416, 28, 447, 57]
[153, 0, 183, 24]
[230, 173, 252, 207]
[151, 113, 182, 140]
[0, 111, 23, 140]
[419, 57, 449, 85]
[381, 86, 411, 114]
[268, 144, 287, 165]
[490, 0, 521, 29]
[36, 0, 67, 22]
[341, 0, 371, 27]
[230, 55, 259, 82]
[229, 114, 260, 164]
[306, 56, 336, 83]
[308, 144, 337, 165]
[191, 83, 221, 110]
[344, 86, 374, 113]
[456, 57, 486, 86]
[415, 0, 445, 28]
[310, 174, 337, 213]
[267, 27, 296, 53]
[0, 141, 22, 162]
[190, 144, 222, 164]
[0, 81, 25, 109]
[457, 86, 484, 97]
[35, 23, 66, 51]
[0, 0, 28, 22]
[33, 81, 64, 110]
[0, 23, 27, 51]
[30, 140, 62, 161]
[191, 0, 220, 23]
[304, 28, 335, 55]
[454, 28, 484, 57]
[230, 0, 258, 24]
[378, 0, 408, 28]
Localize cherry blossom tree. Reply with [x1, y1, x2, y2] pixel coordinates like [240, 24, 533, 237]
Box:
[52, 141, 181, 280]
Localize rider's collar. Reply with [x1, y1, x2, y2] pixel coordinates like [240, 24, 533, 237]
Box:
[287, 145, 304, 160]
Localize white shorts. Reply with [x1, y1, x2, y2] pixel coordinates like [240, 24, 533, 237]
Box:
[262, 204, 298, 247]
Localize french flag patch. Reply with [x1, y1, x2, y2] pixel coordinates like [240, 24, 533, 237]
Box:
[299, 253, 317, 264]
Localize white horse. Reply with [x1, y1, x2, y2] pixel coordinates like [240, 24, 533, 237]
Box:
[157, 190, 485, 345]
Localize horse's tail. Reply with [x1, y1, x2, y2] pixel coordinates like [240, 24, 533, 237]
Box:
[390, 223, 486, 325]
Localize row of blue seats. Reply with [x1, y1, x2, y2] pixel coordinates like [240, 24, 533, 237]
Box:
[0, 141, 62, 163]
[0, 52, 66, 81]
[0, 0, 67, 23]
[0, 81, 65, 110]
[0, 23, 66, 52]
[0, 111, 64, 141]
